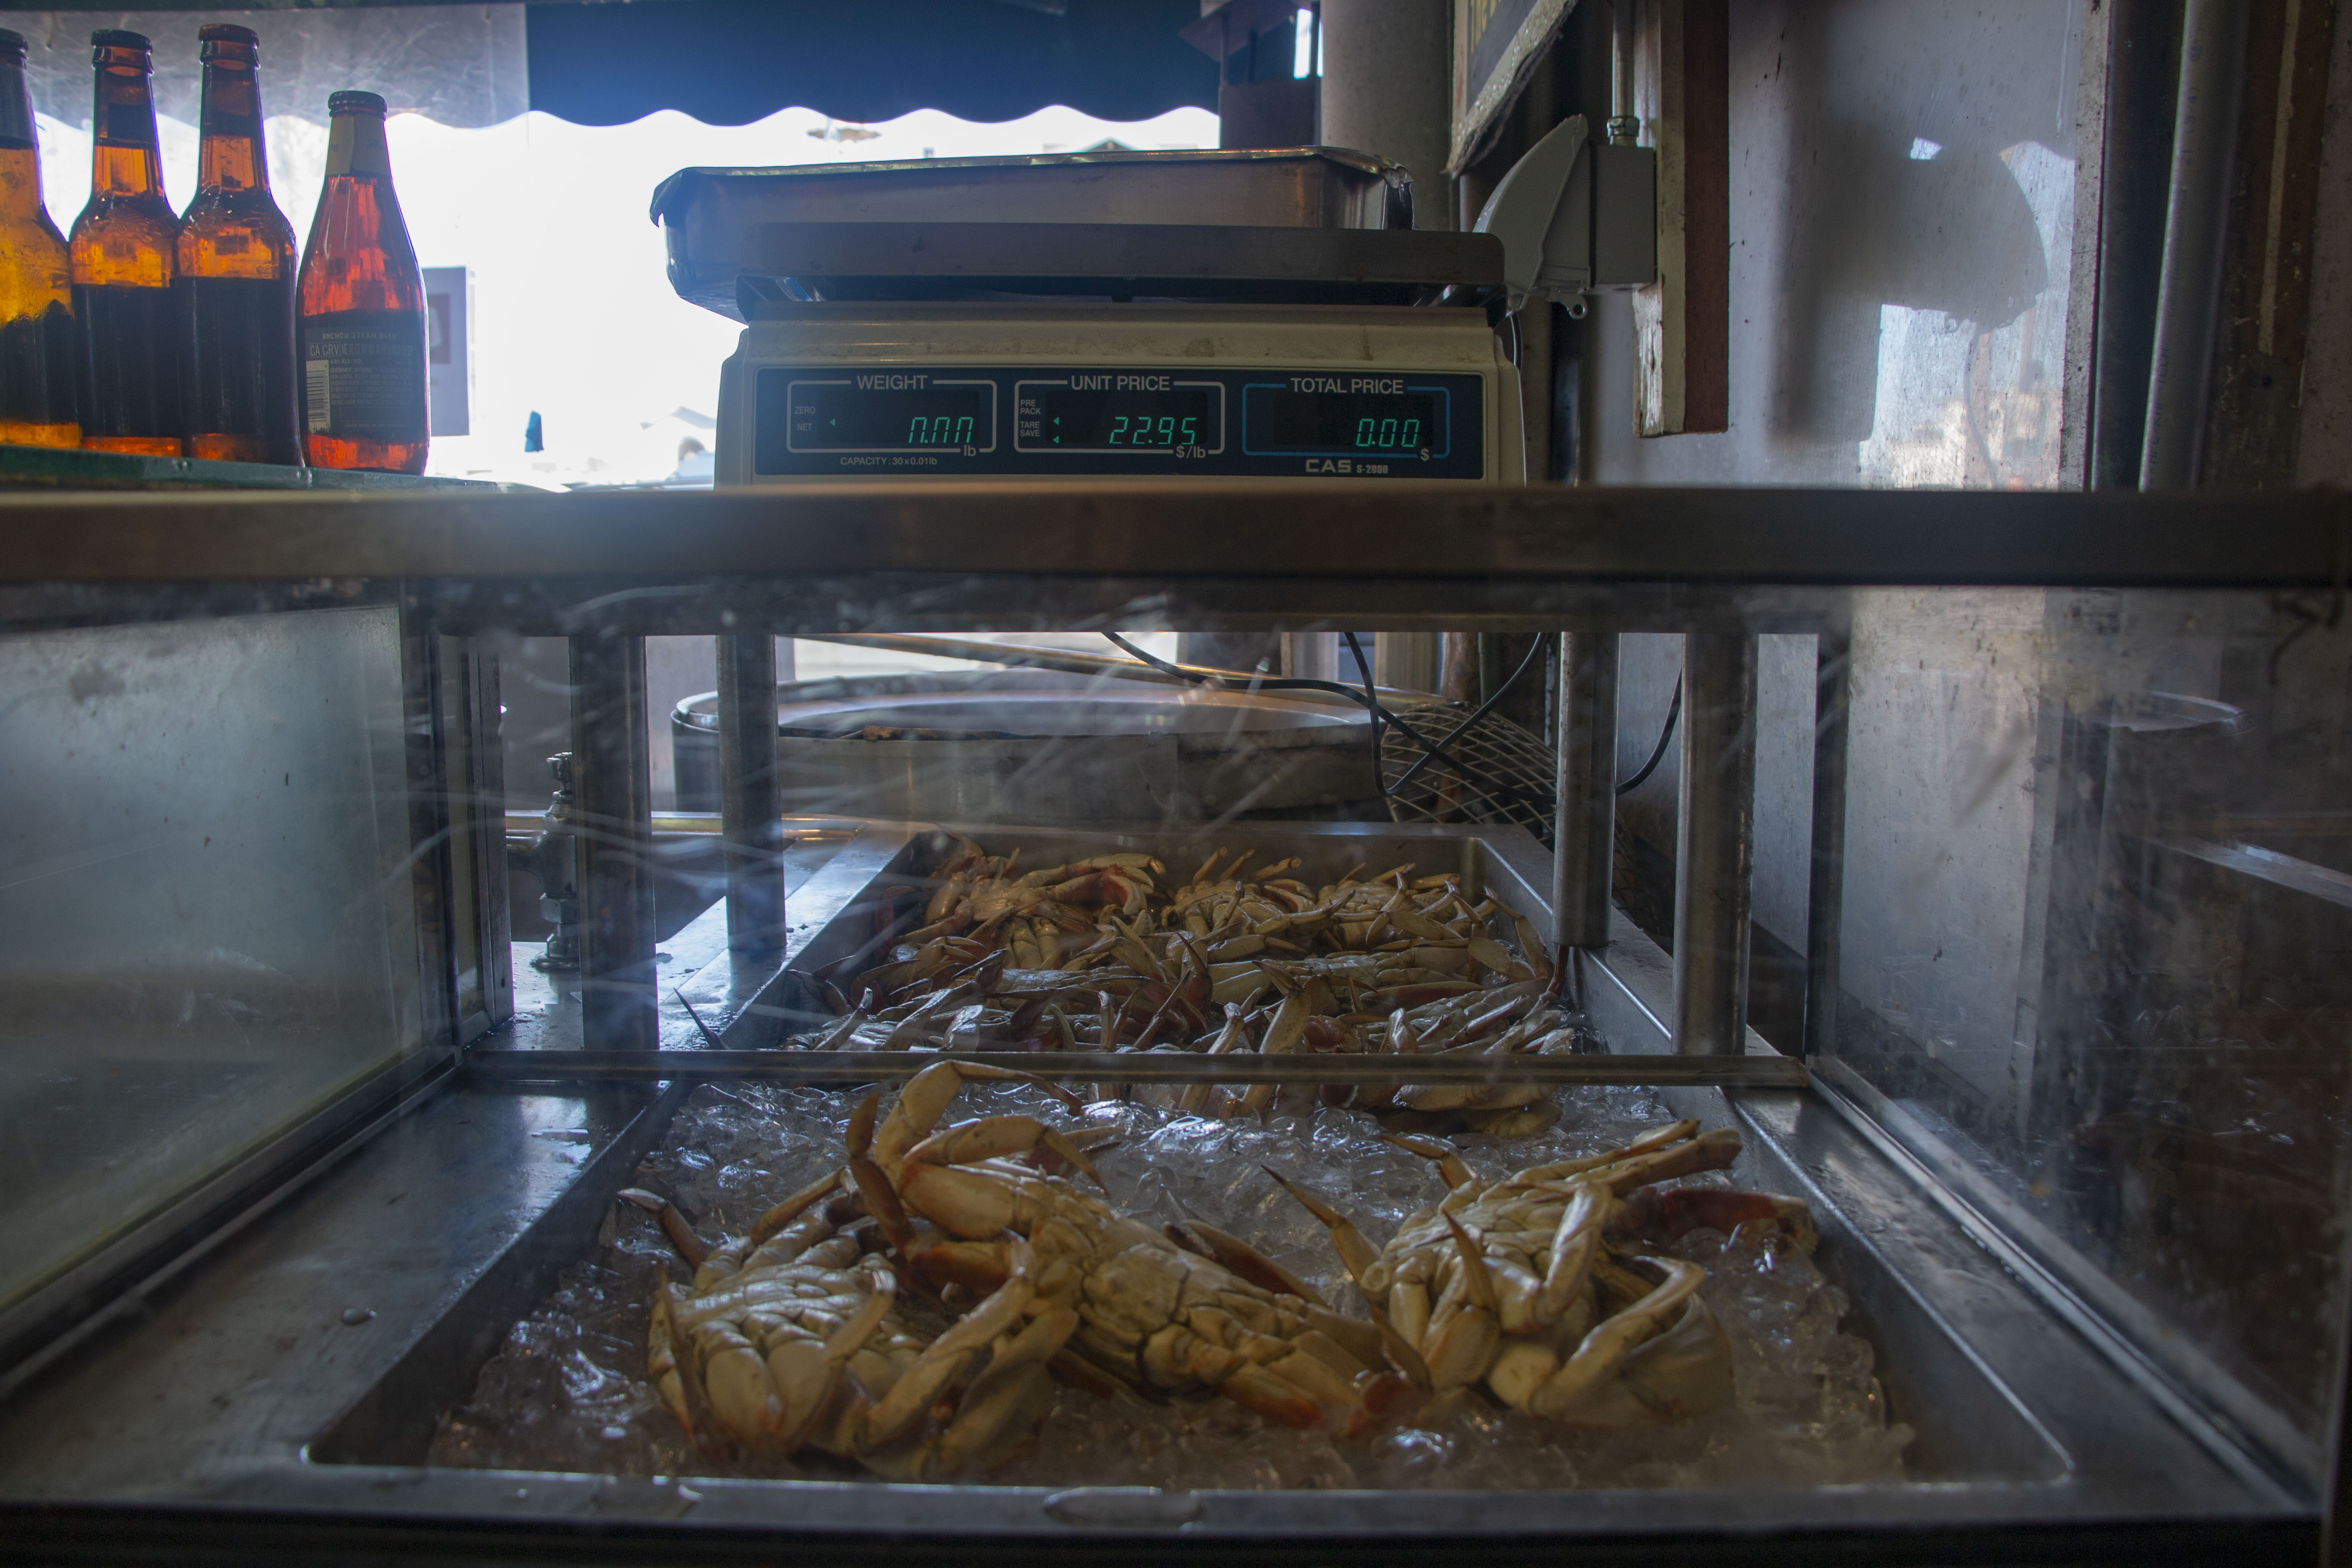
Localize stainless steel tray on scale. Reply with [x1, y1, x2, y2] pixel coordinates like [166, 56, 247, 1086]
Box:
[652, 147, 1416, 317]
[274, 822, 2291, 1552]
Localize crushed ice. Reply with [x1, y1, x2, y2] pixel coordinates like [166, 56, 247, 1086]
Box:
[428, 1080, 1913, 1488]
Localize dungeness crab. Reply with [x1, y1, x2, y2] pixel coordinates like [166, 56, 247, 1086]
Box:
[1273, 1120, 1816, 1429]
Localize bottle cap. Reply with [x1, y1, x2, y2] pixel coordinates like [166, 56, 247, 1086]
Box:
[198, 24, 261, 52]
[328, 89, 387, 116]
[90, 30, 153, 53]
[0, 30, 24, 63]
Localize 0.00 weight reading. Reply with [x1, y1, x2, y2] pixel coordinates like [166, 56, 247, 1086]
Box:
[908, 415, 976, 446]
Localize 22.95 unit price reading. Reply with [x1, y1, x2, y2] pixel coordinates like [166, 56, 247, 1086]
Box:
[1108, 414, 1200, 446]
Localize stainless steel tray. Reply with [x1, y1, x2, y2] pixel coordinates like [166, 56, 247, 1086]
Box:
[653, 147, 1414, 317]
[324, 824, 2062, 1504]
[669, 671, 1376, 824]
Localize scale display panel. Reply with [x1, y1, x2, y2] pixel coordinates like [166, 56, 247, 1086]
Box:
[753, 368, 1484, 478]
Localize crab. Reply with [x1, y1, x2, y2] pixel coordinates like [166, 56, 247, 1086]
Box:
[1271, 1119, 1816, 1429]
[845, 1060, 1416, 1433]
[900, 839, 1161, 959]
[622, 1161, 1076, 1479]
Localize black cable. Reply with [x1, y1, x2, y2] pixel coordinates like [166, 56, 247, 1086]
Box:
[1340, 630, 1384, 804]
[1101, 633, 1544, 814]
[1615, 676, 1682, 795]
[1387, 635, 1547, 799]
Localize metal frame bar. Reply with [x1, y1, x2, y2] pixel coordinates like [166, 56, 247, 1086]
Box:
[716, 631, 785, 956]
[460, 1050, 1809, 1088]
[569, 632, 657, 1050]
[1671, 631, 1756, 1054]
[1551, 630, 1617, 954]
[1803, 611, 1851, 1058]
[0, 485, 2342, 588]
[395, 588, 459, 1058]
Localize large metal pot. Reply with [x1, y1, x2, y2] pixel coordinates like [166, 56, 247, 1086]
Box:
[671, 668, 1379, 824]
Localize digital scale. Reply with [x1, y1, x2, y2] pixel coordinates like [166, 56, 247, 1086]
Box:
[650, 149, 1522, 489]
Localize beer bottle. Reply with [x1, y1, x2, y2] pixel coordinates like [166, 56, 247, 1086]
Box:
[0, 29, 78, 447]
[297, 90, 426, 473]
[69, 30, 180, 456]
[178, 24, 297, 465]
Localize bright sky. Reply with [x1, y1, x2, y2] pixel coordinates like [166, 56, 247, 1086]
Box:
[33, 101, 1219, 484]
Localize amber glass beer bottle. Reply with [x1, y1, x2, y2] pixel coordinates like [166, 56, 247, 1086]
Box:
[70, 30, 180, 456]
[0, 29, 78, 447]
[178, 25, 297, 465]
[297, 90, 426, 473]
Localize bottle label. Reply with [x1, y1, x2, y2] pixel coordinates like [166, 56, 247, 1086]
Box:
[302, 308, 425, 442]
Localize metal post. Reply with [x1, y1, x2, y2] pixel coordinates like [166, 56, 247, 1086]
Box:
[1551, 632, 1619, 959]
[1803, 616, 1851, 1059]
[717, 631, 785, 959]
[2139, 0, 2250, 489]
[1672, 631, 1756, 1054]
[570, 633, 656, 1050]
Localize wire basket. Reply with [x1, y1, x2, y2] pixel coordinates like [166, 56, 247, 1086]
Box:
[1378, 698, 1558, 847]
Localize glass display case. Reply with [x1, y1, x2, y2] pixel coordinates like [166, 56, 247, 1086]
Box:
[0, 480, 2344, 1564]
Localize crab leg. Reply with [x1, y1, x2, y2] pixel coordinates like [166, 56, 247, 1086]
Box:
[1262, 1167, 1382, 1283]
[765, 1270, 900, 1455]
[1537, 1182, 1608, 1320]
[1261, 1167, 1434, 1387]
[925, 1304, 1081, 1474]
[862, 1237, 1041, 1448]
[1236, 981, 1311, 1115]
[902, 1115, 1107, 1190]
[1521, 1256, 1707, 1420]
[1418, 1214, 1504, 1390]
[1165, 1219, 1327, 1306]
[618, 1188, 710, 1267]
[1617, 1186, 1818, 1252]
[1378, 1131, 1475, 1189]
[1177, 1002, 1250, 1115]
[869, 1059, 1084, 1172]
[746, 1167, 850, 1249]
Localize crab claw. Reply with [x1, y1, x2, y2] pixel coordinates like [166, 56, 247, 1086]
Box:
[1262, 1167, 1382, 1283]
[619, 1188, 710, 1268]
[1617, 1187, 1817, 1252]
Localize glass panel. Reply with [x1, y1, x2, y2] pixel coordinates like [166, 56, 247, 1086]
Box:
[0, 604, 423, 1311]
[1824, 586, 2352, 1473]
[440, 632, 484, 1027]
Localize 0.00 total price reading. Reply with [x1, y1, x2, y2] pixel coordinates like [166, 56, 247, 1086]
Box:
[1244, 387, 1442, 459]
[1354, 416, 1421, 450]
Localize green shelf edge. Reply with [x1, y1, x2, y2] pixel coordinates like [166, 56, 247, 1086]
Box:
[0, 443, 509, 493]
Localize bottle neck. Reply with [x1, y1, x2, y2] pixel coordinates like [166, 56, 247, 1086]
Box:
[0, 59, 34, 151]
[90, 57, 163, 199]
[197, 58, 269, 196]
[323, 112, 391, 180]
[0, 60, 40, 218]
